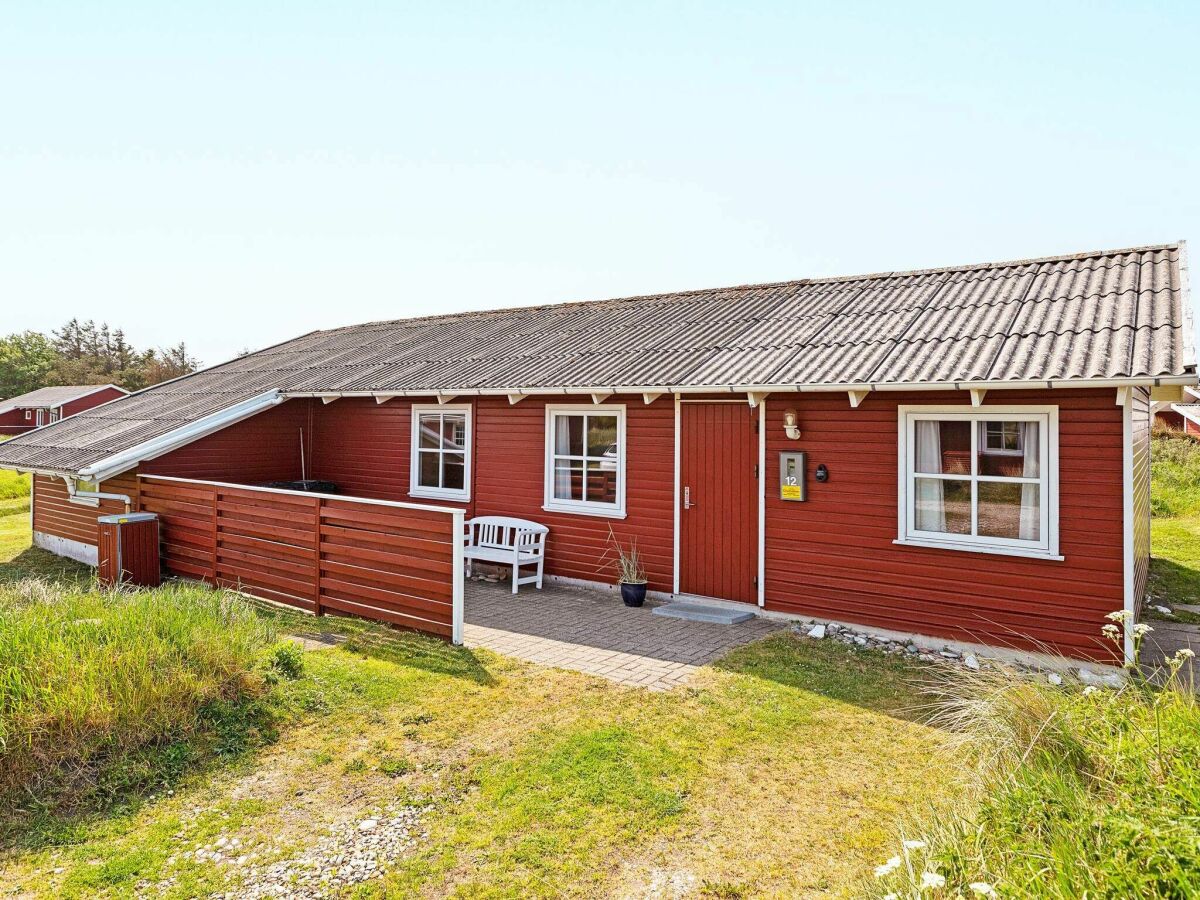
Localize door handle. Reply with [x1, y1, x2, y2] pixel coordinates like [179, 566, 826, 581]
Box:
[684, 486, 696, 510]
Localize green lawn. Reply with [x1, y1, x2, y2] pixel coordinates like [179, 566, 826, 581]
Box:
[1147, 431, 1200, 622]
[0, 512, 953, 898]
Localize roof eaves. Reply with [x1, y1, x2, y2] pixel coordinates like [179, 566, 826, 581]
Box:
[76, 389, 285, 482]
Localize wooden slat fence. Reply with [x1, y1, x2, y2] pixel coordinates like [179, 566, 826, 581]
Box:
[138, 475, 464, 642]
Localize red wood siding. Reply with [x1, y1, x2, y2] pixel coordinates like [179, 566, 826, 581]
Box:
[0, 408, 35, 434]
[762, 389, 1124, 661]
[308, 397, 448, 505]
[678, 402, 758, 602]
[32, 472, 140, 546]
[308, 395, 675, 592]
[470, 396, 675, 593]
[59, 386, 127, 418]
[144, 400, 313, 483]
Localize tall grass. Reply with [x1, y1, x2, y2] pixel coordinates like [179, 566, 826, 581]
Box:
[0, 579, 279, 819]
[1150, 429, 1200, 518]
[867, 636, 1200, 898]
[0, 469, 30, 501]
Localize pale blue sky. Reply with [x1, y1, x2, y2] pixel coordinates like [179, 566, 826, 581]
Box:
[2, 2, 1197, 365]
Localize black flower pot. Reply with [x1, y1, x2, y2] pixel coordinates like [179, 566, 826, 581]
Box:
[620, 582, 647, 607]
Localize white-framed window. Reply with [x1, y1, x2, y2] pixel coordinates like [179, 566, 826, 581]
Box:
[23, 410, 31, 421]
[896, 405, 1060, 560]
[543, 404, 626, 518]
[409, 404, 472, 501]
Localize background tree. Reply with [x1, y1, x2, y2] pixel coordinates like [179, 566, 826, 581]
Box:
[0, 332, 58, 398]
[0, 321, 201, 398]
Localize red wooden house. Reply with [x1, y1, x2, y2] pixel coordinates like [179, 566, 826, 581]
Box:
[0, 384, 128, 435]
[0, 242, 1194, 663]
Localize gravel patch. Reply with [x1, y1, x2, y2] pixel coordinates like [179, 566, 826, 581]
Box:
[197, 802, 428, 899]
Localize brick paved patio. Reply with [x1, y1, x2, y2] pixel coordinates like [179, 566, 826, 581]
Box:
[462, 579, 782, 690]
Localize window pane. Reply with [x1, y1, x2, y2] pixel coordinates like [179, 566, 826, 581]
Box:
[914, 477, 971, 534]
[977, 421, 1038, 477]
[913, 420, 971, 475]
[586, 415, 619, 457]
[443, 452, 465, 490]
[553, 460, 584, 500]
[584, 460, 618, 504]
[418, 414, 440, 449]
[554, 415, 584, 456]
[418, 449, 441, 487]
[441, 414, 467, 451]
[978, 481, 1040, 541]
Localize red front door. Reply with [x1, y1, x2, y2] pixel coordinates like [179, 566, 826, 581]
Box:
[679, 401, 758, 603]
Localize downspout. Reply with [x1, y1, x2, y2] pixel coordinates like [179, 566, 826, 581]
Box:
[64, 476, 133, 512]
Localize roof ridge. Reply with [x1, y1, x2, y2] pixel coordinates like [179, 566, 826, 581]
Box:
[312, 241, 1181, 336]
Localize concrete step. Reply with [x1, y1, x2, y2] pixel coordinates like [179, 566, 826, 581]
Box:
[652, 602, 756, 625]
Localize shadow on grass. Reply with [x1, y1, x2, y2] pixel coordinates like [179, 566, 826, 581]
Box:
[1149, 556, 1200, 609]
[710, 631, 930, 722]
[0, 544, 92, 586]
[243, 596, 497, 686]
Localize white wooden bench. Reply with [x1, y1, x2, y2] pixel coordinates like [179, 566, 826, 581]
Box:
[463, 516, 549, 594]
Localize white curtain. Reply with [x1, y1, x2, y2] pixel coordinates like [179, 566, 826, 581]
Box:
[914, 420, 946, 532]
[553, 415, 572, 499]
[1019, 421, 1040, 540]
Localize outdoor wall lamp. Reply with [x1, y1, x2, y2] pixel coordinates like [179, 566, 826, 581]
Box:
[782, 408, 801, 440]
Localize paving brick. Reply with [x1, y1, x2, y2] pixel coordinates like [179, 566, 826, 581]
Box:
[462, 580, 783, 691]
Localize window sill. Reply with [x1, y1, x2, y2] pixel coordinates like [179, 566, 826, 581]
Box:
[892, 538, 1063, 562]
[541, 503, 627, 520]
[409, 488, 470, 503]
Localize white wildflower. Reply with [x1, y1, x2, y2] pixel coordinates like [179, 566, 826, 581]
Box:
[1105, 610, 1130, 623]
[1101, 624, 1121, 639]
[1082, 685, 1098, 696]
[875, 856, 902, 877]
[970, 883, 997, 897]
[921, 871, 946, 889]
[884, 895, 899, 900]
[1132, 623, 1153, 638]
[903, 839, 927, 850]
[1175, 648, 1195, 660]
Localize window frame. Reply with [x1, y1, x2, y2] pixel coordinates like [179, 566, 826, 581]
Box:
[543, 403, 627, 519]
[409, 403, 472, 502]
[895, 404, 1061, 561]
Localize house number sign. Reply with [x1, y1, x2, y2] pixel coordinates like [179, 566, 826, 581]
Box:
[778, 451, 806, 501]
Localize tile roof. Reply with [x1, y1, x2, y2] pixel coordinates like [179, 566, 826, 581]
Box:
[0, 242, 1193, 475]
[0, 384, 120, 412]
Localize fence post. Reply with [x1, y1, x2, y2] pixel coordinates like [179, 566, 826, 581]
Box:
[314, 496, 323, 616]
[451, 509, 464, 645]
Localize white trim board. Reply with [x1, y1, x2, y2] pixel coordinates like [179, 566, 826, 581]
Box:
[409, 403, 473, 502]
[896, 404, 1061, 561]
[542, 402, 628, 519]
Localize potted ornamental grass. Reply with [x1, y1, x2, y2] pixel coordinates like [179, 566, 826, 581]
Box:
[603, 526, 648, 607]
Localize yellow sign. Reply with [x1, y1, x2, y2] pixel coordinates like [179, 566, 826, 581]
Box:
[781, 484, 803, 500]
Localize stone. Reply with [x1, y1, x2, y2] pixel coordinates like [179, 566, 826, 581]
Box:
[964, 654, 980, 670]
[1047, 673, 1063, 686]
[806, 624, 826, 639]
[358, 819, 378, 832]
[906, 644, 919, 654]
[826, 623, 841, 634]
[1152, 604, 1173, 615]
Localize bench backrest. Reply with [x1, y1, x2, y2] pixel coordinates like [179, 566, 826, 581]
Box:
[466, 515, 549, 552]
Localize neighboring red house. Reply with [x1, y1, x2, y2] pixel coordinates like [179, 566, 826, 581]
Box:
[0, 242, 1194, 664]
[1153, 387, 1200, 434]
[0, 384, 128, 435]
